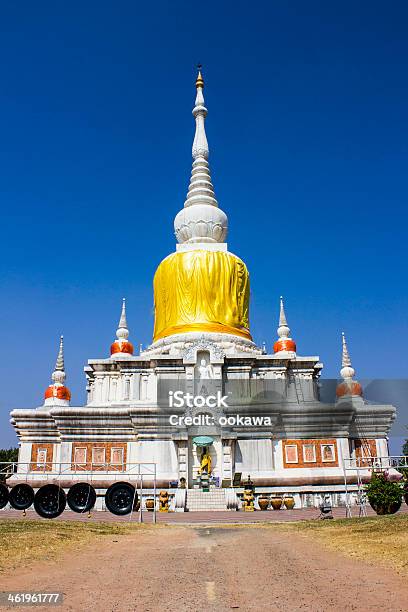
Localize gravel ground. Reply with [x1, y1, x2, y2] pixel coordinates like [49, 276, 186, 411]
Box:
[1, 525, 407, 611]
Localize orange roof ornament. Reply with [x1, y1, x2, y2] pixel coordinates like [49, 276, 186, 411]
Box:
[273, 297, 296, 354]
[336, 332, 363, 399]
[110, 298, 134, 358]
[44, 335, 71, 405]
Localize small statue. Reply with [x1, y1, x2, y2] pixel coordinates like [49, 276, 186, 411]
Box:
[196, 356, 214, 396]
[245, 474, 255, 492]
[159, 490, 169, 512]
[179, 477, 186, 489]
[242, 488, 255, 511]
[198, 358, 214, 380]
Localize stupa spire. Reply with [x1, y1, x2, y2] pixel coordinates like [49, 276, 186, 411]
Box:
[336, 332, 362, 398]
[274, 297, 296, 354]
[190, 68, 210, 166]
[278, 296, 289, 330]
[118, 297, 128, 331]
[110, 298, 134, 357]
[174, 67, 228, 244]
[44, 335, 71, 405]
[151, 68, 254, 349]
[54, 335, 65, 374]
[341, 331, 353, 374]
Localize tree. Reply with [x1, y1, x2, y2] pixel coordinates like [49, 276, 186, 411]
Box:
[399, 434, 408, 480]
[0, 448, 18, 463]
[0, 448, 18, 482]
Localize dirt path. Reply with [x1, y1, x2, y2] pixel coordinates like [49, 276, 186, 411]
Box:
[1, 526, 406, 611]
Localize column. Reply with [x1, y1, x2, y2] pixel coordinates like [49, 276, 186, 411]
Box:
[109, 376, 118, 402]
[177, 441, 188, 482]
[131, 373, 141, 400]
[94, 374, 104, 404]
[222, 440, 234, 483]
[123, 376, 131, 401]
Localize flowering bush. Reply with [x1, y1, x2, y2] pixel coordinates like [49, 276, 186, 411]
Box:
[365, 471, 403, 515]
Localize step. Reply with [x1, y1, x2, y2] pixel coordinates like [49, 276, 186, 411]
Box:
[186, 489, 228, 512]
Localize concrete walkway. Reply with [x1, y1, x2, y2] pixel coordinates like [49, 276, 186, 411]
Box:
[1, 504, 407, 524]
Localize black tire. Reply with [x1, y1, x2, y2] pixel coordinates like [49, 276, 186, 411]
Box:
[67, 483, 96, 513]
[0, 483, 9, 509]
[105, 482, 137, 516]
[34, 485, 66, 519]
[9, 483, 34, 510]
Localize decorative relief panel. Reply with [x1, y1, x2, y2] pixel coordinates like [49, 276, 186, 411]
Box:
[282, 439, 339, 468]
[30, 443, 54, 472]
[71, 442, 127, 471]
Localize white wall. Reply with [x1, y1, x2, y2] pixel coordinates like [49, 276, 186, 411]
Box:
[132, 440, 178, 479]
[235, 439, 274, 476]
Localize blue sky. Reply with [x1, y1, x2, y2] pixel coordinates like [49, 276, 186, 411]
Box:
[1, 2, 407, 448]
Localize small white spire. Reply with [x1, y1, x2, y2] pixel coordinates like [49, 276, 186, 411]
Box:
[336, 331, 362, 399]
[340, 332, 355, 379]
[110, 297, 134, 357]
[55, 335, 64, 370]
[52, 335, 66, 384]
[119, 297, 127, 329]
[191, 69, 209, 162]
[44, 334, 70, 406]
[277, 296, 290, 339]
[116, 298, 129, 341]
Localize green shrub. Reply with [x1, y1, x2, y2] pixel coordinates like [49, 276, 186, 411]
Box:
[365, 472, 403, 514]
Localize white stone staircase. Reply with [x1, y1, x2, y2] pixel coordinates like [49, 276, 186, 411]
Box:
[186, 488, 228, 511]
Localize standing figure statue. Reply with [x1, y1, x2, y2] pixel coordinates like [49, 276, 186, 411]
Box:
[195, 357, 214, 397]
[199, 446, 212, 475]
[198, 358, 214, 380]
[197, 358, 214, 396]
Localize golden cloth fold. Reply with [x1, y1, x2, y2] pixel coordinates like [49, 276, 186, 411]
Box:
[153, 250, 251, 342]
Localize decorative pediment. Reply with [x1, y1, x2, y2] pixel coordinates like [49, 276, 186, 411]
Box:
[183, 336, 225, 362]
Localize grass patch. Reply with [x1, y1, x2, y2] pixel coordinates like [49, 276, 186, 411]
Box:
[272, 514, 408, 574]
[0, 520, 146, 572]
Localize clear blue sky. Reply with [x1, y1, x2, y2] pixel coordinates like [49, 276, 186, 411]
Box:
[1, 2, 407, 447]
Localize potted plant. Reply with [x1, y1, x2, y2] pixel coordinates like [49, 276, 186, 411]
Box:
[365, 471, 403, 515]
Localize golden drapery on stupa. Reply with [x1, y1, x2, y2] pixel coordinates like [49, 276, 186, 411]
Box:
[153, 250, 251, 342]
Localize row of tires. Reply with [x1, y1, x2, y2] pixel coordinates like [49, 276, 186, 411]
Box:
[0, 482, 139, 519]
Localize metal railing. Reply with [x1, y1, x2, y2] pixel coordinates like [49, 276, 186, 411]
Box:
[0, 461, 158, 523]
[342, 455, 407, 518]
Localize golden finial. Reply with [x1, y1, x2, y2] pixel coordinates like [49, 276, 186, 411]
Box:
[195, 63, 204, 89]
